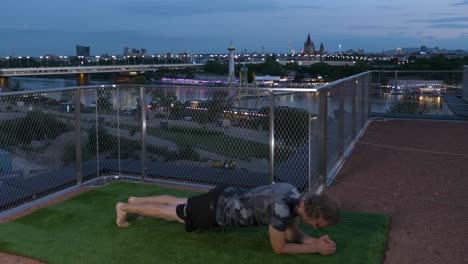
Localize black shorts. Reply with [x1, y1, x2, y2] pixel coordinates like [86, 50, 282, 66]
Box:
[176, 186, 227, 232]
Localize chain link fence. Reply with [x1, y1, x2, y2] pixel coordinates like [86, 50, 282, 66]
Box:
[0, 72, 376, 214]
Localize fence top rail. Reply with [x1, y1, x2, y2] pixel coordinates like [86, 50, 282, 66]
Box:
[375, 70, 463, 73]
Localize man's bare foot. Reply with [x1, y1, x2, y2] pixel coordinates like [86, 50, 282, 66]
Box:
[116, 202, 130, 227]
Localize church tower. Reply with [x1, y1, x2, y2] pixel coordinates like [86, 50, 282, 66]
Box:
[303, 34, 316, 55]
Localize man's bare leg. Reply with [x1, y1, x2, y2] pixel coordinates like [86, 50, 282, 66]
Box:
[127, 195, 187, 206]
[116, 202, 184, 228]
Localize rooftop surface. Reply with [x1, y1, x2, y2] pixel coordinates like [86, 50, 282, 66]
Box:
[326, 119, 468, 264]
[1, 119, 467, 264]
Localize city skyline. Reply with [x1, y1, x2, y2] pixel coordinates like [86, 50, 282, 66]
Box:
[1, 0, 468, 56]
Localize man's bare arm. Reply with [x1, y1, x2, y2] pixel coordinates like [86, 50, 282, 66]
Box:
[285, 218, 336, 246]
[269, 225, 318, 254]
[269, 226, 335, 255]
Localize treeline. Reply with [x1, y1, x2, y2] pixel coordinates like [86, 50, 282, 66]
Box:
[203, 55, 468, 82]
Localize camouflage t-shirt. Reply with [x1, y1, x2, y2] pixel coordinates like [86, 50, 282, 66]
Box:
[215, 183, 301, 232]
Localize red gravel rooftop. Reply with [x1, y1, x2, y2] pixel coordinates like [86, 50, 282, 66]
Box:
[1, 119, 467, 264]
[326, 119, 468, 264]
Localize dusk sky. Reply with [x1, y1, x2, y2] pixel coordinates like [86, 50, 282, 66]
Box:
[1, 0, 468, 56]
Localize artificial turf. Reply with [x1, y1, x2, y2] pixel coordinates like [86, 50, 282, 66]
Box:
[0, 182, 389, 264]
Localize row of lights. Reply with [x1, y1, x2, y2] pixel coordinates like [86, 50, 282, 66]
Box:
[185, 107, 268, 117]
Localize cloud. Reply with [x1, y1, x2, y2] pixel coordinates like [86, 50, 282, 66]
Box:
[121, 0, 325, 17]
[349, 25, 379, 29]
[288, 4, 324, 9]
[375, 5, 404, 10]
[407, 17, 468, 23]
[432, 13, 457, 16]
[430, 23, 468, 29]
[123, 0, 281, 16]
[452, 1, 468, 6]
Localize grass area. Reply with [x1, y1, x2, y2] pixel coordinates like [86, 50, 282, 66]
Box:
[0, 182, 389, 264]
[146, 125, 293, 162]
[103, 122, 294, 163]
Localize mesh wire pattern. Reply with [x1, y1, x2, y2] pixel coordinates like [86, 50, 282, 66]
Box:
[0, 70, 414, 213]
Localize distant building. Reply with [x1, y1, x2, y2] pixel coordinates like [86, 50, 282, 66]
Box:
[319, 42, 325, 55]
[141, 48, 147, 55]
[420, 45, 428, 54]
[124, 47, 129, 56]
[76, 45, 90, 57]
[132, 48, 140, 55]
[395, 48, 404, 57]
[303, 34, 316, 55]
[228, 45, 235, 82]
[358, 48, 365, 55]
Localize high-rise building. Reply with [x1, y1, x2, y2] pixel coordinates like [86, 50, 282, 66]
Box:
[303, 34, 316, 55]
[76, 45, 90, 57]
[141, 48, 147, 55]
[132, 48, 140, 55]
[124, 47, 129, 56]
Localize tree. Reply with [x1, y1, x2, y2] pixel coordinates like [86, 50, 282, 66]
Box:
[203, 60, 229, 75]
[150, 88, 178, 109]
[97, 89, 113, 111]
[132, 76, 148, 85]
[259, 107, 309, 146]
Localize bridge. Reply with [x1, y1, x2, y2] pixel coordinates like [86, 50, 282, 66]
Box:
[0, 60, 354, 89]
[0, 63, 202, 77]
[0, 59, 357, 78]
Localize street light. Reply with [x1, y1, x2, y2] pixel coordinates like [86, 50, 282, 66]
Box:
[39, 56, 43, 67]
[141, 55, 145, 64]
[26, 56, 30, 67]
[18, 56, 22, 68]
[77, 56, 83, 66]
[45, 56, 49, 67]
[6, 57, 10, 68]
[152, 55, 155, 64]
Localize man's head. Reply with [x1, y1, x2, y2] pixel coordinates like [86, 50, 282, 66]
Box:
[301, 194, 340, 229]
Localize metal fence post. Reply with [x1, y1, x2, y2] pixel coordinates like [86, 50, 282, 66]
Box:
[95, 88, 100, 178]
[117, 86, 121, 176]
[360, 76, 366, 128]
[269, 90, 275, 184]
[318, 89, 328, 186]
[74, 88, 83, 185]
[308, 91, 314, 191]
[351, 79, 357, 139]
[368, 73, 372, 118]
[338, 83, 345, 158]
[140, 86, 147, 179]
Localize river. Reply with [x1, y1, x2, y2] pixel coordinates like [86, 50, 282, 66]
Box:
[4, 77, 453, 116]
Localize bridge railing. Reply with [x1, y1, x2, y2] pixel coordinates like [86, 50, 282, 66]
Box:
[0, 73, 374, 215]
